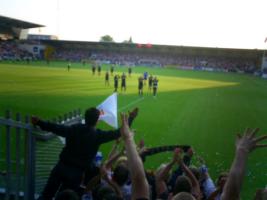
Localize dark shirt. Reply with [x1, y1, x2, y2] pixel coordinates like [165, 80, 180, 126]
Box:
[114, 76, 119, 87]
[105, 73, 109, 80]
[138, 77, 143, 89]
[37, 121, 122, 169]
[121, 75, 126, 86]
[148, 77, 153, 86]
[153, 79, 158, 88]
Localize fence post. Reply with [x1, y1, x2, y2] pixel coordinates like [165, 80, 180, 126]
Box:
[24, 115, 35, 200]
[15, 113, 21, 200]
[5, 110, 11, 200]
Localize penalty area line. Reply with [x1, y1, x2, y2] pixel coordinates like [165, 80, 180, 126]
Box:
[118, 97, 145, 112]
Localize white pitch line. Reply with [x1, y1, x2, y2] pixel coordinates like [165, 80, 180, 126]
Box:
[118, 97, 145, 112]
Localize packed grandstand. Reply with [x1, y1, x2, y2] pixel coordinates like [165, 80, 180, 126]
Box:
[0, 39, 264, 74]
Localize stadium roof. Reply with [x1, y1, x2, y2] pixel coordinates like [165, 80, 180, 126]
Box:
[0, 15, 44, 29]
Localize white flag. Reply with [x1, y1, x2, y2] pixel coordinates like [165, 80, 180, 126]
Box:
[97, 93, 118, 128]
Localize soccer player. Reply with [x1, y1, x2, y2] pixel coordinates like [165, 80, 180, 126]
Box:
[110, 65, 114, 76]
[92, 64, 96, 75]
[148, 74, 153, 91]
[143, 71, 148, 85]
[152, 77, 159, 97]
[121, 72, 127, 91]
[114, 74, 119, 92]
[105, 71, 109, 86]
[67, 61, 71, 71]
[138, 76, 144, 96]
[128, 67, 132, 77]
[97, 64, 101, 76]
[82, 60, 86, 66]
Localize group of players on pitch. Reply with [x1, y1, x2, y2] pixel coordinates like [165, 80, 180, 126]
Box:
[91, 64, 159, 97]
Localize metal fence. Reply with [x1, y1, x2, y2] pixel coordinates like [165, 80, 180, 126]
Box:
[0, 109, 82, 200]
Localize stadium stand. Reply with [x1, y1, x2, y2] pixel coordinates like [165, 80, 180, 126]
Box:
[0, 40, 34, 61]
[0, 15, 44, 61]
[42, 40, 263, 74]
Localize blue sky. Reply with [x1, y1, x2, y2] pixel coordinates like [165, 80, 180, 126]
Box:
[0, 0, 267, 49]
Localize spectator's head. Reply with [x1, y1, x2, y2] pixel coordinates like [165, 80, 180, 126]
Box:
[189, 166, 200, 181]
[85, 107, 100, 126]
[55, 189, 79, 200]
[172, 192, 196, 200]
[115, 156, 128, 167]
[173, 175, 192, 195]
[96, 185, 118, 200]
[254, 188, 267, 200]
[155, 163, 170, 181]
[112, 164, 129, 186]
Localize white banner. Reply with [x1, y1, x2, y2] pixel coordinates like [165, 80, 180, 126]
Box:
[97, 93, 118, 128]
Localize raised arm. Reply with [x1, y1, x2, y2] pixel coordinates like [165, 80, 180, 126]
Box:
[120, 113, 149, 200]
[31, 116, 71, 137]
[104, 145, 124, 170]
[155, 148, 180, 197]
[96, 107, 139, 144]
[107, 139, 121, 161]
[100, 164, 123, 198]
[178, 151, 201, 199]
[221, 128, 267, 200]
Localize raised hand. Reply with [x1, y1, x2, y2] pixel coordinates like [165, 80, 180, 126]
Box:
[186, 147, 194, 157]
[174, 148, 183, 164]
[138, 139, 145, 149]
[221, 128, 267, 200]
[120, 113, 133, 141]
[236, 128, 267, 153]
[31, 116, 40, 126]
[128, 107, 139, 119]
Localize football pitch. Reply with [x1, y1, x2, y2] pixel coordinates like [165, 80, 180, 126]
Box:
[1, 61, 267, 198]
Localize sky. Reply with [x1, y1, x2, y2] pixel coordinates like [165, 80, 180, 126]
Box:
[0, 0, 267, 49]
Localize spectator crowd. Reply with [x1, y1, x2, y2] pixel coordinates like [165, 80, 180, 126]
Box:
[0, 40, 34, 61]
[52, 50, 257, 73]
[0, 40, 259, 74]
[89, 52, 257, 73]
[31, 107, 267, 200]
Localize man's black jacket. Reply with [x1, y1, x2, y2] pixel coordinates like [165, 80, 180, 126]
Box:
[37, 118, 134, 169]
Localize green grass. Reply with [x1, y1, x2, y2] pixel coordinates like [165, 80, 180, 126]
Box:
[1, 61, 267, 198]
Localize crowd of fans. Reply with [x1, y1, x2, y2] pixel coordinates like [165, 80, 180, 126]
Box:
[53, 49, 91, 62]
[31, 108, 267, 200]
[90, 52, 257, 73]
[0, 40, 34, 61]
[0, 40, 258, 73]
